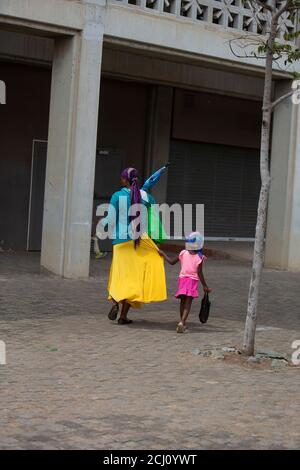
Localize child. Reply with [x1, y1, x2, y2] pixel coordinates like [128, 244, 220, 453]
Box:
[159, 232, 211, 333]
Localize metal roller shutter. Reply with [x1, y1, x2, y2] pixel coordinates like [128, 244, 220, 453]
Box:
[167, 140, 260, 238]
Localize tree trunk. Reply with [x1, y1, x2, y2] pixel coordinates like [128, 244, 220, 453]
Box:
[243, 18, 278, 356]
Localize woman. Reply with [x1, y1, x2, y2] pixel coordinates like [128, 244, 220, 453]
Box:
[101, 167, 167, 324]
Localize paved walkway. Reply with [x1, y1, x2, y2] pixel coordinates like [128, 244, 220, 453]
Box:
[0, 252, 299, 449]
[164, 240, 254, 263]
[205, 241, 254, 263]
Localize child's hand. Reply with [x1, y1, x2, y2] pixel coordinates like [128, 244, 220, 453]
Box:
[158, 251, 178, 265]
[204, 286, 212, 293]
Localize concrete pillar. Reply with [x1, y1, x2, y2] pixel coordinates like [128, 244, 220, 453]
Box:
[265, 80, 300, 271]
[145, 86, 173, 203]
[41, 6, 104, 278]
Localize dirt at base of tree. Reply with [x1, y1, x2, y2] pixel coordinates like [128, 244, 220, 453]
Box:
[181, 351, 297, 371]
[222, 353, 274, 370]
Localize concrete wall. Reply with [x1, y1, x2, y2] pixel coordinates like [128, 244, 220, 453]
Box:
[102, 44, 265, 100]
[0, 29, 266, 100]
[1, 1, 298, 75]
[0, 66, 150, 251]
[146, 86, 173, 204]
[104, 3, 300, 75]
[0, 0, 85, 33]
[0, 61, 51, 250]
[0, 30, 53, 66]
[1, 0, 298, 275]
[266, 80, 300, 271]
[0, 56, 263, 252]
[97, 78, 150, 177]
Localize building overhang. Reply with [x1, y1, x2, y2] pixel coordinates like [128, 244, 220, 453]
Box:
[0, 0, 298, 81]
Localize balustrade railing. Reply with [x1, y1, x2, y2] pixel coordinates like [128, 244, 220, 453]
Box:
[111, 0, 296, 40]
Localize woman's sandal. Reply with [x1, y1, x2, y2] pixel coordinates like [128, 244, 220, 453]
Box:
[118, 318, 133, 325]
[108, 303, 119, 321]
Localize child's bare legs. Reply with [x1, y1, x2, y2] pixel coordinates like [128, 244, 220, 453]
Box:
[181, 296, 193, 326]
[178, 295, 193, 332]
[180, 297, 185, 321]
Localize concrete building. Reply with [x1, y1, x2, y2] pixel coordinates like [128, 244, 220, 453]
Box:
[0, 0, 299, 277]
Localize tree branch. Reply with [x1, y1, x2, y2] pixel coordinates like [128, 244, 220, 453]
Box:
[274, 0, 291, 20]
[264, 89, 295, 111]
[228, 34, 267, 60]
[251, 0, 274, 12]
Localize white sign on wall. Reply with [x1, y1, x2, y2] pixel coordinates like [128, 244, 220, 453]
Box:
[0, 340, 6, 365]
[0, 80, 6, 104]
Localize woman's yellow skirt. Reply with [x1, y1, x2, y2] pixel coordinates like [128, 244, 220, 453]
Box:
[108, 236, 167, 308]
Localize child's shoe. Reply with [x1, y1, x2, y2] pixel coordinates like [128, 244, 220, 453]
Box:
[176, 322, 186, 333]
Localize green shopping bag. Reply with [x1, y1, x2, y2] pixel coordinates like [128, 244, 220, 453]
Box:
[147, 204, 167, 244]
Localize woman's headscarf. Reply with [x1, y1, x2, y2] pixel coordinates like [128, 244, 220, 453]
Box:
[121, 167, 141, 246]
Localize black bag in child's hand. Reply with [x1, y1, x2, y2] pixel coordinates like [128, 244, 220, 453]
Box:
[199, 292, 211, 324]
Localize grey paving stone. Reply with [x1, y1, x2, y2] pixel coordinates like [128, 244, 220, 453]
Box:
[0, 252, 299, 450]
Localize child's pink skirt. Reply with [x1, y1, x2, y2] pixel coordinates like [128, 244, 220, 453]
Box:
[175, 277, 199, 298]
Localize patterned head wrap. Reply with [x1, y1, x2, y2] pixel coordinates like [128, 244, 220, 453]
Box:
[121, 168, 141, 246]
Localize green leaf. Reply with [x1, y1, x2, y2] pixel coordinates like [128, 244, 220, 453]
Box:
[46, 345, 58, 352]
